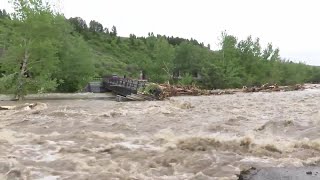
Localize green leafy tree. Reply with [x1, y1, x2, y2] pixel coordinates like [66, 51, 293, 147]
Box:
[200, 63, 220, 88]
[110, 25, 117, 37]
[309, 67, 320, 83]
[218, 33, 243, 87]
[147, 37, 174, 82]
[89, 20, 103, 33]
[0, 0, 67, 99]
[0, 9, 10, 19]
[179, 73, 193, 85]
[68, 17, 88, 33]
[55, 35, 94, 92]
[0, 0, 94, 98]
[174, 42, 204, 76]
[262, 43, 274, 60]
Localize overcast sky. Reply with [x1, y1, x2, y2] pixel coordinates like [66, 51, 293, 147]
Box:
[1, 0, 320, 65]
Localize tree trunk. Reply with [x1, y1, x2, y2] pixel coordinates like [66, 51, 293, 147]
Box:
[16, 39, 29, 100]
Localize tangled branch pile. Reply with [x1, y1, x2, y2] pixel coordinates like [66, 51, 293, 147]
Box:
[242, 83, 305, 92]
[157, 84, 206, 100]
[138, 83, 237, 100]
[136, 83, 306, 101]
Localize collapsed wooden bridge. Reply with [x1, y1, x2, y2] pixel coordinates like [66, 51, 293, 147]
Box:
[102, 76, 147, 96]
[85, 76, 149, 100]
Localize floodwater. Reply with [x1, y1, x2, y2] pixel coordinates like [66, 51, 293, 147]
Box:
[1, 85, 320, 179]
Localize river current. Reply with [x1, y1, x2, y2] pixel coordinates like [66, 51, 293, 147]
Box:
[1, 85, 320, 179]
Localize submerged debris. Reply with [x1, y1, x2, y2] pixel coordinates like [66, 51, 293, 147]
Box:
[239, 167, 320, 180]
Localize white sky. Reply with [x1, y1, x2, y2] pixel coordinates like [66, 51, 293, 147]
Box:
[1, 0, 320, 65]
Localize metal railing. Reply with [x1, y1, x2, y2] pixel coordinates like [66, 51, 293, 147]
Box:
[103, 77, 147, 91]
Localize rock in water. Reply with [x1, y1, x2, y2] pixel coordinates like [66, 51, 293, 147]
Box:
[239, 167, 320, 180]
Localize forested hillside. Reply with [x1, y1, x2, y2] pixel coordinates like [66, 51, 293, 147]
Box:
[74, 19, 320, 89]
[1, 0, 320, 98]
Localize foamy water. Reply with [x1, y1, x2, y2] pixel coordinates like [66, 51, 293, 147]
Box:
[1, 85, 320, 179]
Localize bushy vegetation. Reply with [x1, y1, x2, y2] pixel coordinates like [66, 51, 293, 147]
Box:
[0, 0, 319, 99]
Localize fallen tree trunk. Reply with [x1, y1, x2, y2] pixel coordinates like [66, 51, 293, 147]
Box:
[0, 106, 15, 110]
[0, 103, 38, 111]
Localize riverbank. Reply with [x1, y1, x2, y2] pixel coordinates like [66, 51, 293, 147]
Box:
[1, 84, 319, 102]
[0, 93, 115, 101]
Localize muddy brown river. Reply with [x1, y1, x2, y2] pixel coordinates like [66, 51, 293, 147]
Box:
[1, 86, 320, 180]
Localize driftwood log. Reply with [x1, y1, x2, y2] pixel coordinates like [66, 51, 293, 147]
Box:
[0, 103, 39, 110]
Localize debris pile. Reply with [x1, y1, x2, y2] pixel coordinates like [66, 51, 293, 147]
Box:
[157, 83, 206, 100]
[135, 83, 306, 101]
[242, 83, 305, 93]
[209, 89, 240, 95]
[137, 83, 202, 100]
[138, 83, 237, 100]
